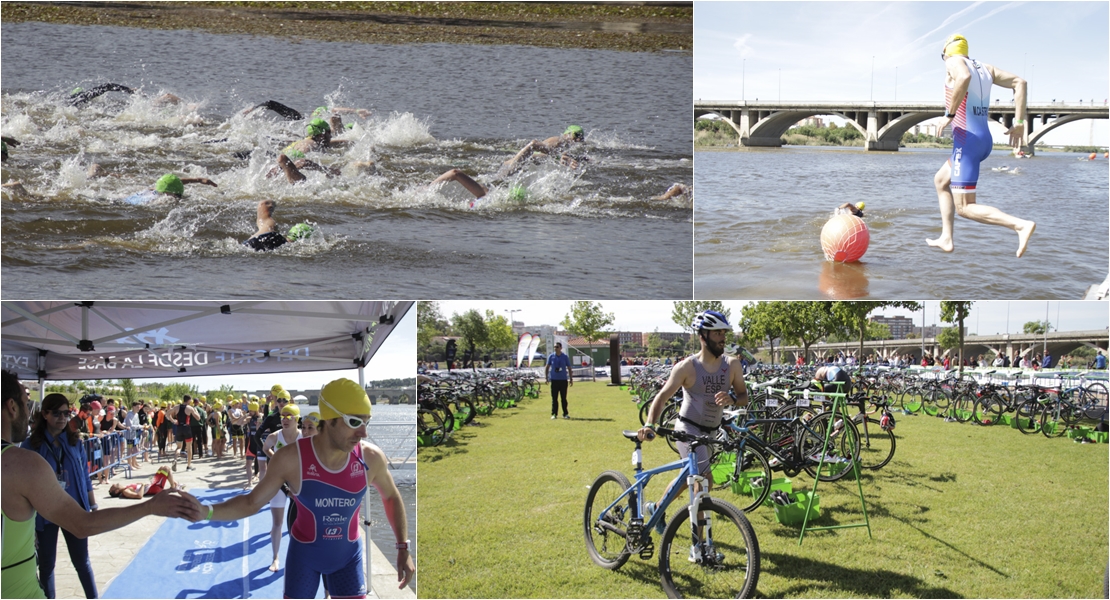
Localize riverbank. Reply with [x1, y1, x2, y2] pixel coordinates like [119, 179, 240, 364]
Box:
[1, 1, 691, 52]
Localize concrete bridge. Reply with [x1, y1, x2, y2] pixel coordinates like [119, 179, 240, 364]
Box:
[694, 101, 1109, 153]
[762, 329, 1108, 363]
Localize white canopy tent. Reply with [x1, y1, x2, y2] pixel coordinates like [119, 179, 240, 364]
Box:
[1, 301, 413, 387]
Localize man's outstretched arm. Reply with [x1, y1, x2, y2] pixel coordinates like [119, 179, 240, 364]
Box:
[989, 65, 1027, 148]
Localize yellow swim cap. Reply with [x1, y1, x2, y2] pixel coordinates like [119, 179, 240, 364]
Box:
[281, 403, 301, 418]
[278, 389, 291, 401]
[248, 402, 259, 412]
[302, 411, 320, 425]
[319, 378, 372, 420]
[942, 34, 968, 58]
[227, 395, 235, 401]
[200, 395, 206, 401]
[213, 403, 223, 412]
[856, 202, 865, 210]
[250, 395, 259, 401]
[271, 384, 284, 394]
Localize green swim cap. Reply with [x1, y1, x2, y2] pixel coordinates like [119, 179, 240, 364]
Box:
[508, 184, 528, 203]
[312, 106, 328, 118]
[287, 222, 314, 242]
[71, 87, 84, 96]
[564, 125, 584, 138]
[154, 173, 184, 196]
[306, 118, 330, 138]
[283, 143, 306, 160]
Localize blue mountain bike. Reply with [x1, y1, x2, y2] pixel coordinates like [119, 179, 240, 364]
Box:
[584, 427, 760, 599]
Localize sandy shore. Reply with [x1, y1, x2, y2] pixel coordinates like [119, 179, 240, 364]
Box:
[2, 1, 692, 52]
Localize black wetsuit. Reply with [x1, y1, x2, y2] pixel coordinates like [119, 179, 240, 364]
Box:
[247, 100, 303, 121]
[70, 83, 134, 107]
[243, 232, 287, 252]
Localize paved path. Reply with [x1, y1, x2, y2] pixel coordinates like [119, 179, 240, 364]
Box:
[50, 447, 415, 599]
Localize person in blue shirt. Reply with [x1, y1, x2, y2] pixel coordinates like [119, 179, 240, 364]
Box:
[545, 342, 573, 419]
[21, 393, 99, 599]
[1096, 351, 1107, 370]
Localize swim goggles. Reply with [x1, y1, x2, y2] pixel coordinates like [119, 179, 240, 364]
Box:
[318, 397, 368, 429]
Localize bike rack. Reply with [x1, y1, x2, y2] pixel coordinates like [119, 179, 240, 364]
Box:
[792, 386, 872, 546]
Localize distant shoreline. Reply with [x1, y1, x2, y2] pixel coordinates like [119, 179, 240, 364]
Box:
[1, 1, 692, 52]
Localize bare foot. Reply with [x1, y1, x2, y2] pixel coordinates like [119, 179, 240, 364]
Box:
[269, 559, 280, 573]
[1015, 220, 1036, 258]
[925, 236, 954, 252]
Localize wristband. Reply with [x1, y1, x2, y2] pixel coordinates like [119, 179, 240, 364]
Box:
[396, 540, 410, 550]
[943, 112, 952, 118]
[205, 504, 214, 521]
[645, 423, 657, 430]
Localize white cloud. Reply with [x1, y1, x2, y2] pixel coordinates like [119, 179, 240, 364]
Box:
[733, 33, 755, 58]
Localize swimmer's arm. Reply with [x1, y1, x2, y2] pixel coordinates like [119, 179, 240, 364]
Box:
[1, 136, 20, 147]
[331, 106, 371, 118]
[179, 177, 217, 188]
[325, 139, 353, 148]
[242, 100, 303, 121]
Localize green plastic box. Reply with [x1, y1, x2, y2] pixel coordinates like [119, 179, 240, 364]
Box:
[750, 477, 793, 506]
[727, 469, 771, 496]
[773, 491, 821, 525]
[1089, 431, 1109, 443]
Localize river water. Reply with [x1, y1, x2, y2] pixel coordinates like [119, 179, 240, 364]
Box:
[694, 146, 1109, 299]
[1, 22, 692, 299]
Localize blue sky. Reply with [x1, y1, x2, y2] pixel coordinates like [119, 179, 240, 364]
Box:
[694, 1, 1109, 145]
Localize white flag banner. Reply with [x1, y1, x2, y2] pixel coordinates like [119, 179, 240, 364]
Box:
[516, 333, 533, 368]
[526, 335, 542, 366]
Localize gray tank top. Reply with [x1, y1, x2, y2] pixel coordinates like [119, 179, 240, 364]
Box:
[679, 355, 731, 429]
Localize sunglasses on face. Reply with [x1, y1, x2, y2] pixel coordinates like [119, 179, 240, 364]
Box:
[46, 409, 71, 419]
[319, 397, 367, 429]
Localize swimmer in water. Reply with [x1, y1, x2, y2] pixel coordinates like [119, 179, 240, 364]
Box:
[494, 125, 588, 179]
[925, 34, 1036, 258]
[1, 136, 20, 162]
[69, 84, 189, 109]
[653, 183, 690, 201]
[242, 101, 370, 125]
[107, 172, 217, 204]
[834, 202, 865, 218]
[242, 199, 314, 251]
[427, 168, 529, 207]
[271, 119, 353, 184]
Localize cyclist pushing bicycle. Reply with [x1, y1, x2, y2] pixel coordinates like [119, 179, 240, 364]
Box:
[637, 311, 750, 512]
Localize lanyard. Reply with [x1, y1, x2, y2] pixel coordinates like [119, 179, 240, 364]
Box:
[47, 432, 65, 475]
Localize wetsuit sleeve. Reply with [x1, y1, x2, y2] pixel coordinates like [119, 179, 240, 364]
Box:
[251, 100, 304, 121]
[70, 83, 135, 106]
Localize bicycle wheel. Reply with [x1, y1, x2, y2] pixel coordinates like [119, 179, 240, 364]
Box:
[951, 392, 975, 423]
[853, 416, 896, 471]
[900, 385, 923, 413]
[800, 412, 861, 482]
[1084, 383, 1109, 409]
[584, 470, 633, 570]
[1015, 400, 1041, 434]
[718, 447, 773, 513]
[639, 400, 653, 426]
[661, 402, 682, 455]
[417, 408, 447, 446]
[659, 497, 760, 599]
[972, 394, 1003, 426]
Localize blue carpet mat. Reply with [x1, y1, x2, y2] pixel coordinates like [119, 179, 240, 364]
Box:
[102, 488, 326, 599]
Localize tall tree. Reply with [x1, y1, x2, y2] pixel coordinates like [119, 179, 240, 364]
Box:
[1022, 320, 1051, 335]
[671, 301, 731, 333]
[484, 310, 516, 356]
[561, 301, 615, 347]
[417, 301, 449, 349]
[830, 301, 922, 376]
[940, 301, 974, 375]
[779, 301, 836, 364]
[119, 379, 137, 406]
[452, 309, 489, 355]
[646, 331, 664, 357]
[738, 301, 790, 365]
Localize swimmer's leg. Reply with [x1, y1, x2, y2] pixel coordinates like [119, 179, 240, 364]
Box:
[951, 192, 1036, 258]
[926, 161, 956, 252]
[277, 154, 307, 184]
[432, 168, 488, 199]
[269, 506, 283, 572]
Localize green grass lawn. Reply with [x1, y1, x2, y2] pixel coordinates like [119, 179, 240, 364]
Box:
[418, 381, 1108, 598]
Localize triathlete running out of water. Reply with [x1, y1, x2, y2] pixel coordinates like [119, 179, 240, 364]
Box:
[635, 311, 749, 546]
[201, 378, 415, 598]
[925, 34, 1036, 258]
